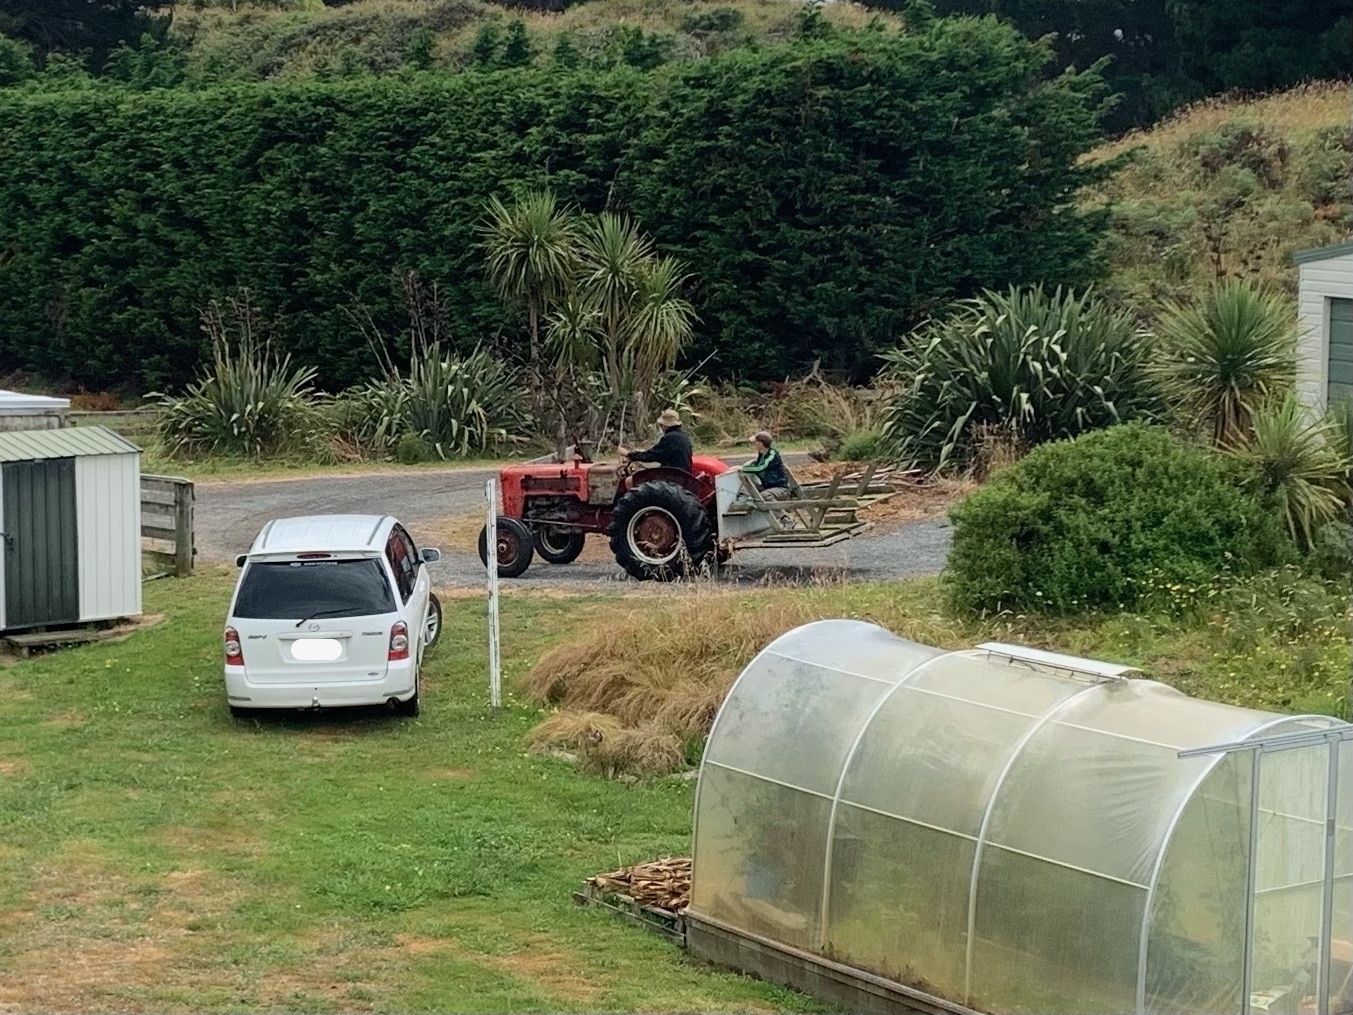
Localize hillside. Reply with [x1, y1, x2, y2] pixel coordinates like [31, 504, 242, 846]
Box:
[1086, 81, 1353, 305]
[168, 0, 899, 81]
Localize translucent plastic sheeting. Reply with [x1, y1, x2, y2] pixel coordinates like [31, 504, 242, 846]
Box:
[1143, 755, 1251, 1015]
[691, 620, 1353, 1015]
[1331, 740, 1353, 1015]
[1251, 744, 1330, 1009]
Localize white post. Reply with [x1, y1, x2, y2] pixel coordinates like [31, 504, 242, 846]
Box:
[485, 478, 502, 715]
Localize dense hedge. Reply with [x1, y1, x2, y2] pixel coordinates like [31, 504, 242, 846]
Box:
[947, 424, 1296, 614]
[0, 17, 1111, 390]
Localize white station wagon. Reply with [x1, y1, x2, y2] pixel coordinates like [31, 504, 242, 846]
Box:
[224, 514, 442, 717]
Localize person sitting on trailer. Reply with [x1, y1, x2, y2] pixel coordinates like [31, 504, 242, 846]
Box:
[618, 409, 693, 473]
[742, 430, 795, 526]
[742, 431, 791, 502]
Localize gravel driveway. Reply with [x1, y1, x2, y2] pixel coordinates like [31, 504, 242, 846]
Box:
[194, 458, 951, 588]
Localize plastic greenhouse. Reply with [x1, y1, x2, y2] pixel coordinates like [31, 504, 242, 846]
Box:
[688, 621, 1353, 1015]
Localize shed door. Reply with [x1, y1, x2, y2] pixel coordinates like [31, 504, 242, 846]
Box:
[1330, 298, 1353, 407]
[2, 458, 79, 629]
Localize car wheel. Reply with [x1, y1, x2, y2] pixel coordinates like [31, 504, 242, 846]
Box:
[477, 517, 535, 578]
[532, 526, 585, 564]
[422, 593, 443, 648]
[393, 681, 420, 718]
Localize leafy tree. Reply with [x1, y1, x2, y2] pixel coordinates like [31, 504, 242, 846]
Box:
[480, 190, 579, 367]
[470, 23, 501, 67]
[0, 0, 164, 67]
[500, 20, 535, 69]
[905, 0, 1350, 130]
[550, 212, 697, 428]
[0, 32, 33, 85]
[1170, 0, 1351, 94]
[404, 27, 435, 71]
[626, 19, 1112, 379]
[551, 33, 581, 68]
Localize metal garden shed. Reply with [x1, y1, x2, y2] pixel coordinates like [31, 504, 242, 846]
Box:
[690, 621, 1353, 1015]
[1295, 240, 1353, 413]
[0, 426, 142, 633]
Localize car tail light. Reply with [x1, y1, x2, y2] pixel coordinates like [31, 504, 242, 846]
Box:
[224, 627, 244, 667]
[388, 621, 409, 661]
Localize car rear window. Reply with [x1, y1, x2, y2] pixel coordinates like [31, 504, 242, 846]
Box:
[233, 559, 396, 620]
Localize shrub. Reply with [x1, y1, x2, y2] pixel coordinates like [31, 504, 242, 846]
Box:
[946, 423, 1296, 614]
[395, 431, 434, 465]
[154, 294, 324, 459]
[837, 429, 883, 462]
[880, 286, 1158, 472]
[1306, 521, 1352, 582]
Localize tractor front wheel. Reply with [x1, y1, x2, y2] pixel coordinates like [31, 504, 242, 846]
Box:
[532, 526, 586, 565]
[609, 481, 712, 581]
[477, 517, 535, 578]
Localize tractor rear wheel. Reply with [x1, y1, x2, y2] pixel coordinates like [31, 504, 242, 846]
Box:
[477, 517, 535, 578]
[532, 526, 585, 565]
[609, 481, 712, 581]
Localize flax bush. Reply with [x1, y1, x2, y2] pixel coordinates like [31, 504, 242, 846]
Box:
[154, 295, 325, 459]
[341, 344, 531, 459]
[880, 287, 1159, 473]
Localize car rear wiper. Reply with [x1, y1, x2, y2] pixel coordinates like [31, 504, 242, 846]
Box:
[294, 608, 355, 628]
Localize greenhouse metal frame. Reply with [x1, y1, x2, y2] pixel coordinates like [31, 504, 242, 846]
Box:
[690, 621, 1353, 1015]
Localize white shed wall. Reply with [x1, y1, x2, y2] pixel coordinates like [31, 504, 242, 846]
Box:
[1296, 251, 1353, 411]
[76, 453, 142, 622]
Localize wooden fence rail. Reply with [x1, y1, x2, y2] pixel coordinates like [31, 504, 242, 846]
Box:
[141, 474, 195, 577]
[68, 408, 161, 435]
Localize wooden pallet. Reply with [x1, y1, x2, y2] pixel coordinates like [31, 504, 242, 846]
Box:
[573, 883, 687, 946]
[4, 625, 125, 658]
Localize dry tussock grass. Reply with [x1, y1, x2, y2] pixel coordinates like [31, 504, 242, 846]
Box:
[1095, 80, 1351, 161]
[523, 584, 996, 776]
[512, 0, 889, 49]
[528, 711, 685, 777]
[690, 375, 889, 449]
[526, 595, 818, 734]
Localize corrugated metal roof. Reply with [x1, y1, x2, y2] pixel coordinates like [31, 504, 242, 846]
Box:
[1293, 239, 1353, 265]
[0, 389, 70, 414]
[0, 425, 140, 463]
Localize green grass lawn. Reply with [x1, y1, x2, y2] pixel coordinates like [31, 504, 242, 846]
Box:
[0, 567, 1345, 1012]
[0, 571, 817, 1013]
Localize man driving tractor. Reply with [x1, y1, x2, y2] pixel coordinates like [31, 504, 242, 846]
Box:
[618, 408, 693, 473]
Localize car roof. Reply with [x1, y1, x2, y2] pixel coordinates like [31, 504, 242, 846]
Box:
[249, 514, 395, 555]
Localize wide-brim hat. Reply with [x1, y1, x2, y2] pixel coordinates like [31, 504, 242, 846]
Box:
[657, 409, 681, 427]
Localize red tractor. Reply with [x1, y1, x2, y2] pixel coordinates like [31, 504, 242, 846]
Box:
[477, 450, 734, 581]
